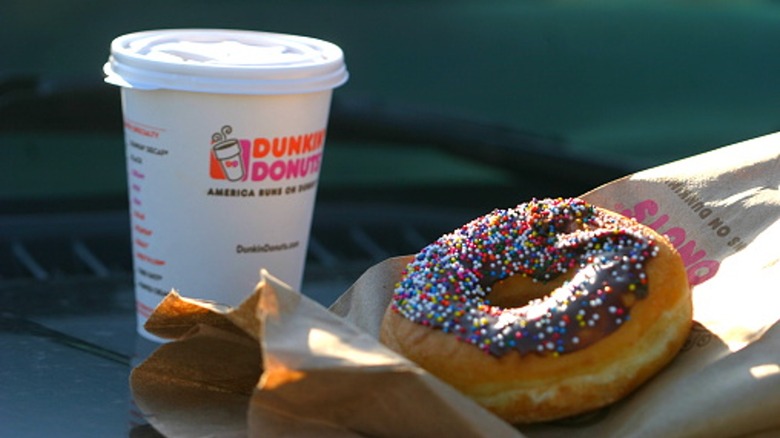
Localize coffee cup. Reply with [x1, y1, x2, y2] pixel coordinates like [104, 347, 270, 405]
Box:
[104, 29, 348, 340]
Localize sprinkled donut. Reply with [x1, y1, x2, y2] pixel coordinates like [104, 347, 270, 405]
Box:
[380, 198, 692, 424]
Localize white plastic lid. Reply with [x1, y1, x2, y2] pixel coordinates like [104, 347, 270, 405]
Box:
[104, 29, 348, 95]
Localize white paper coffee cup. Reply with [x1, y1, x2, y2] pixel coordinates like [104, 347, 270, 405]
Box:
[104, 29, 348, 340]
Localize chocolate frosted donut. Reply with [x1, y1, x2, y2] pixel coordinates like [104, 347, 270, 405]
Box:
[380, 198, 692, 423]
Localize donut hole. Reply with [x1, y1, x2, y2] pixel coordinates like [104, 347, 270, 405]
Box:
[487, 272, 573, 309]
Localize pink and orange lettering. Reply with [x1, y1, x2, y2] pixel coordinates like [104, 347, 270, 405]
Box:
[211, 129, 326, 182]
[618, 199, 719, 286]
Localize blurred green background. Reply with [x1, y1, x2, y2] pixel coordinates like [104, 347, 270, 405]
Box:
[3, 0, 780, 204]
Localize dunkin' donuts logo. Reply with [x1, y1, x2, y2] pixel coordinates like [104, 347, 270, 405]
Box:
[209, 125, 325, 182]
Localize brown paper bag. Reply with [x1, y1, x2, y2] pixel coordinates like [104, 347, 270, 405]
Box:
[131, 133, 780, 437]
[133, 270, 521, 437]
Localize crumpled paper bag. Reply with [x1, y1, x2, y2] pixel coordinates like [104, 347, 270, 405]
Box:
[131, 133, 780, 437]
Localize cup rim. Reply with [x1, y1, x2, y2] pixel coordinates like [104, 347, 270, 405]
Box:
[104, 29, 349, 95]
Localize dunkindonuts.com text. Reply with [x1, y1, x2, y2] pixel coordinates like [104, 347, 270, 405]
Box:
[236, 240, 300, 254]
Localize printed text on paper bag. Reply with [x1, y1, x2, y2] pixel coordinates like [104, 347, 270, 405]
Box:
[615, 181, 748, 286]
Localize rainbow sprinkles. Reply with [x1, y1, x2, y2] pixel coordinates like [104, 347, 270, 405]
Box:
[390, 197, 659, 357]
